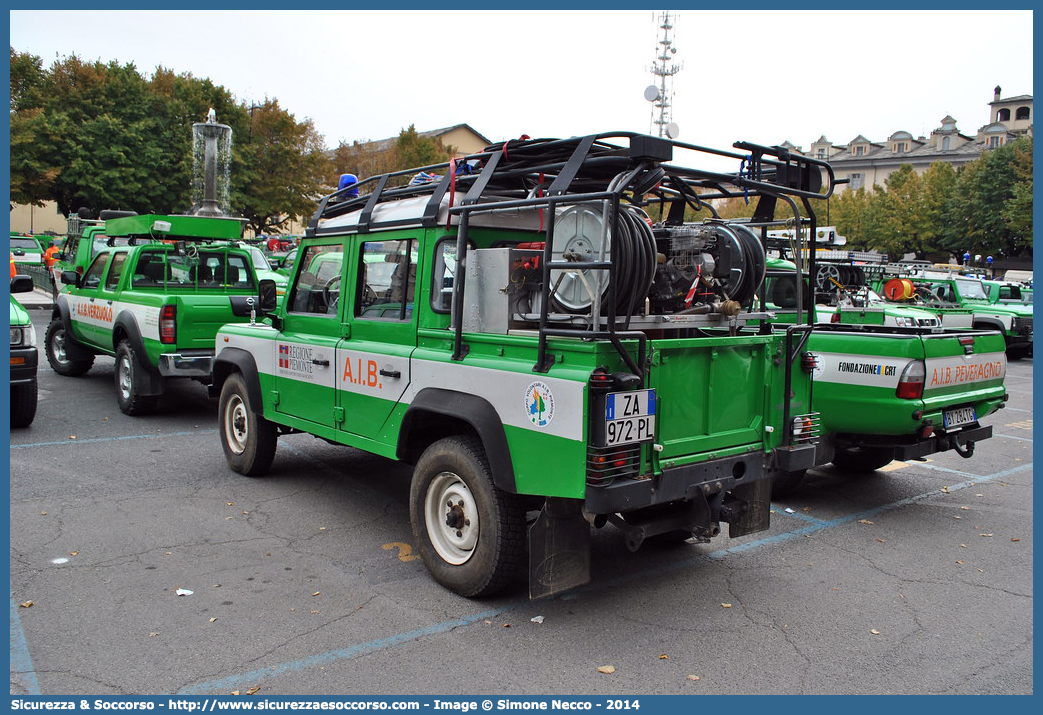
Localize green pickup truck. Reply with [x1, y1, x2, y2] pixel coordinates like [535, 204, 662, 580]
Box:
[877, 273, 1032, 359]
[211, 133, 832, 598]
[45, 213, 263, 414]
[762, 259, 1008, 494]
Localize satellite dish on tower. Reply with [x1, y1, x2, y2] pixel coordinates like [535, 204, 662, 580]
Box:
[644, 85, 660, 102]
[666, 122, 680, 139]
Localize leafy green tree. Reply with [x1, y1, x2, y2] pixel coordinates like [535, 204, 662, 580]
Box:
[1003, 137, 1032, 250]
[235, 98, 331, 235]
[330, 125, 456, 186]
[942, 137, 1029, 258]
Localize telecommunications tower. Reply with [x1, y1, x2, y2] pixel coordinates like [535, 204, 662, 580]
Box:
[645, 11, 682, 138]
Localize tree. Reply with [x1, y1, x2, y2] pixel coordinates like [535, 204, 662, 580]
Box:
[330, 125, 455, 187]
[234, 98, 331, 235]
[1003, 137, 1032, 250]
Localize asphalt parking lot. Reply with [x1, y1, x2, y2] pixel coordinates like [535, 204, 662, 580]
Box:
[9, 316, 1033, 696]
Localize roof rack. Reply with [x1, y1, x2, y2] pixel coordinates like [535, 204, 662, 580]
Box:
[308, 132, 837, 376]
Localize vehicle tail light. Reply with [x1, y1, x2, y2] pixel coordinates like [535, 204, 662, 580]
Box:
[896, 360, 925, 399]
[830, 311, 841, 323]
[958, 335, 975, 354]
[919, 423, 934, 439]
[160, 304, 176, 344]
[589, 368, 614, 391]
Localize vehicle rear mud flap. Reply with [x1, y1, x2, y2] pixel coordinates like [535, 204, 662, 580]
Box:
[528, 498, 591, 600]
[723, 477, 771, 538]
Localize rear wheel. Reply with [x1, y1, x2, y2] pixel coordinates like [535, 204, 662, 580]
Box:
[1006, 345, 1031, 360]
[771, 469, 807, 497]
[831, 446, 893, 472]
[10, 380, 38, 428]
[114, 340, 159, 415]
[409, 436, 525, 598]
[45, 319, 94, 376]
[219, 372, 278, 476]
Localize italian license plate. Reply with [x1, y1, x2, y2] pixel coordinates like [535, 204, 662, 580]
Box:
[604, 389, 656, 446]
[943, 406, 977, 429]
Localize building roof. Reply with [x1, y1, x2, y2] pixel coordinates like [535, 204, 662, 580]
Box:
[359, 124, 492, 154]
[989, 94, 1033, 104]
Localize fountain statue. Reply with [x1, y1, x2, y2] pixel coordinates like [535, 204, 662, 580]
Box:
[191, 108, 233, 217]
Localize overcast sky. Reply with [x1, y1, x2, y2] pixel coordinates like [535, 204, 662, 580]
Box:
[10, 9, 1034, 167]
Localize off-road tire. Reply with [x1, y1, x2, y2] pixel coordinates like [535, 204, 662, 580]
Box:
[114, 340, 159, 416]
[219, 372, 277, 476]
[45, 319, 94, 377]
[410, 435, 526, 598]
[771, 469, 808, 497]
[831, 446, 893, 473]
[10, 380, 38, 428]
[1006, 345, 1031, 360]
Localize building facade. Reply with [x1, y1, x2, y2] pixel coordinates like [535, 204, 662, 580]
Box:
[800, 87, 1031, 194]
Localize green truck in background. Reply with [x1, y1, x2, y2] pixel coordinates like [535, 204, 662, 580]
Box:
[761, 258, 1008, 494]
[211, 134, 834, 598]
[10, 273, 39, 428]
[45, 212, 265, 415]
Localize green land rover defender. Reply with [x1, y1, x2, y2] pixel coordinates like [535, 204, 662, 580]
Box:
[211, 134, 835, 598]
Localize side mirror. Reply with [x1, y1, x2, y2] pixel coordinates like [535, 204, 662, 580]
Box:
[10, 275, 34, 294]
[258, 279, 278, 313]
[61, 270, 81, 287]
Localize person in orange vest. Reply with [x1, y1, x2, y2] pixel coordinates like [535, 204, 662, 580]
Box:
[43, 239, 61, 268]
[10, 252, 16, 279]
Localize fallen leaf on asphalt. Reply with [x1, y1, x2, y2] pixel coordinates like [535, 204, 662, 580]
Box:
[721, 603, 733, 608]
[40, 512, 47, 516]
[148, 632, 159, 637]
[225, 516, 234, 520]
[503, 623, 511, 628]
[976, 494, 984, 498]
[69, 551, 78, 556]
[875, 538, 886, 543]
[319, 527, 327, 531]
[956, 560, 965, 564]
[530, 616, 545, 624]
[658, 654, 669, 660]
[870, 629, 881, 635]
[312, 592, 321, 597]
[960, 506, 970, 511]
[686, 675, 700, 681]
[979, 533, 994, 537]
[227, 502, 234, 506]
[310, 610, 320, 614]
[597, 666, 615, 674]
[69, 436, 76, 440]
[231, 691, 240, 696]
[858, 519, 874, 525]
[959, 544, 968, 548]
[246, 687, 260, 695]
[175, 588, 193, 596]
[484, 620, 493, 625]
[954, 516, 963, 519]
[209, 618, 217, 623]
[940, 486, 950, 493]
[19, 601, 33, 608]
[1011, 538, 1021, 542]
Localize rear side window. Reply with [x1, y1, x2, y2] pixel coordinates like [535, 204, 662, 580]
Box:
[288, 244, 345, 315]
[105, 252, 128, 290]
[132, 249, 256, 289]
[357, 239, 417, 321]
[82, 253, 111, 289]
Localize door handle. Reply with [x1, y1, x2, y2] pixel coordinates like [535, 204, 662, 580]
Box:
[311, 358, 330, 367]
[379, 368, 401, 379]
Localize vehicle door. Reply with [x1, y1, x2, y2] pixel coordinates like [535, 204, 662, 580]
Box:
[336, 236, 419, 441]
[67, 252, 113, 348]
[272, 241, 345, 428]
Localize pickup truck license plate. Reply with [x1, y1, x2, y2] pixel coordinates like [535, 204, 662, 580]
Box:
[604, 389, 656, 446]
[943, 406, 977, 429]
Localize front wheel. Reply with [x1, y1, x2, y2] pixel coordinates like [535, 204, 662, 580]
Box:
[45, 319, 94, 377]
[409, 436, 526, 598]
[831, 446, 893, 472]
[219, 372, 277, 476]
[114, 340, 159, 415]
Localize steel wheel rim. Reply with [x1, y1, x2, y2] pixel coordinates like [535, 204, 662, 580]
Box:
[424, 472, 479, 565]
[224, 394, 249, 455]
[117, 354, 133, 400]
[51, 328, 69, 364]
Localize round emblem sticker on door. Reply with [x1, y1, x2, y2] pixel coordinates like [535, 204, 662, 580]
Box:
[525, 381, 555, 428]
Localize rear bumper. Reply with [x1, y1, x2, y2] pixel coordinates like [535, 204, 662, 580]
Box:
[844, 424, 993, 461]
[583, 451, 765, 510]
[158, 351, 215, 378]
